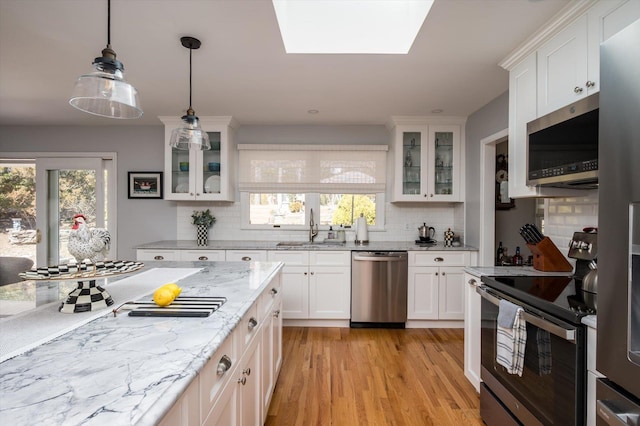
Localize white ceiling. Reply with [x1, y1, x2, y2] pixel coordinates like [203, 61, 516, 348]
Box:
[0, 0, 570, 127]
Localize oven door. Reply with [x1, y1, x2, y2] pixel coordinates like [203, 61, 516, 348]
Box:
[478, 285, 586, 426]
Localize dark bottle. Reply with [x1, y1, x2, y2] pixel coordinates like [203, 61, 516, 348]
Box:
[496, 241, 503, 266]
[513, 246, 524, 266]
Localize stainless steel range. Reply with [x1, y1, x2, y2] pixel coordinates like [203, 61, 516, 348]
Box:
[478, 232, 598, 425]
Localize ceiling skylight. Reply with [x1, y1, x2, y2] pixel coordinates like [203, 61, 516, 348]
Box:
[272, 0, 434, 54]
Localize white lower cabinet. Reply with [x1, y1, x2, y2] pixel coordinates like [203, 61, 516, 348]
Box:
[180, 250, 226, 262]
[136, 249, 180, 261]
[463, 273, 481, 393]
[407, 251, 470, 321]
[226, 250, 267, 262]
[159, 376, 200, 426]
[586, 323, 603, 426]
[267, 250, 350, 320]
[160, 274, 283, 426]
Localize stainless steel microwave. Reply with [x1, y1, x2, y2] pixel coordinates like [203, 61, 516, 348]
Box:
[527, 93, 599, 189]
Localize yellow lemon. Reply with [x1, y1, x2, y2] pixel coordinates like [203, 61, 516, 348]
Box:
[153, 287, 175, 307]
[162, 283, 182, 298]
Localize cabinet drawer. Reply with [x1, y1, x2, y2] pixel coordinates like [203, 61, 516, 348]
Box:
[200, 331, 237, 421]
[180, 250, 226, 262]
[408, 251, 468, 267]
[258, 274, 282, 322]
[239, 303, 260, 353]
[136, 249, 179, 261]
[226, 250, 267, 262]
[267, 250, 309, 265]
[309, 251, 350, 266]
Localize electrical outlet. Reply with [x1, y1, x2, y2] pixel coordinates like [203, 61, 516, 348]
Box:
[405, 223, 411, 230]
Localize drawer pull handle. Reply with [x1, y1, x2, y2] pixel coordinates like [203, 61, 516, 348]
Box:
[241, 256, 251, 261]
[273, 310, 280, 318]
[243, 368, 251, 376]
[198, 256, 208, 261]
[434, 257, 444, 262]
[270, 288, 278, 295]
[238, 377, 247, 386]
[248, 317, 258, 331]
[153, 255, 164, 260]
[216, 355, 232, 376]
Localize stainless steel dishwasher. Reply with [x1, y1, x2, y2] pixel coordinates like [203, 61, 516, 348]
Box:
[350, 251, 408, 328]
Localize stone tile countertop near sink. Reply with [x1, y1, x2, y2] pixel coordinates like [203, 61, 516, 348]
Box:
[0, 260, 284, 425]
[136, 239, 478, 252]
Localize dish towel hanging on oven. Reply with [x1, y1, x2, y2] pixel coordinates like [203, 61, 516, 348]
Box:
[496, 299, 527, 376]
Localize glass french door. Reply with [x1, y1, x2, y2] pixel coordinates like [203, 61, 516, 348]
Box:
[35, 157, 115, 267]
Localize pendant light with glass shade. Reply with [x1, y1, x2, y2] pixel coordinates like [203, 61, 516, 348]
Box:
[169, 37, 210, 150]
[69, 0, 142, 119]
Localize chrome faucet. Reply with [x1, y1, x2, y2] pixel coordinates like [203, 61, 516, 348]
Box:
[309, 208, 319, 242]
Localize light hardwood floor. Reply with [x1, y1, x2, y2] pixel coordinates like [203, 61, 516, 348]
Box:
[265, 327, 483, 426]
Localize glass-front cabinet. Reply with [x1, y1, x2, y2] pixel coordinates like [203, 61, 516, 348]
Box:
[390, 120, 462, 202]
[160, 116, 237, 201]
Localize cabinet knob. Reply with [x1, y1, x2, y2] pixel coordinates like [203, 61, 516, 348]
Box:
[196, 193, 201, 196]
[190, 192, 194, 196]
[468, 279, 477, 285]
[153, 255, 164, 260]
[434, 257, 444, 262]
[248, 317, 258, 331]
[442, 272, 446, 276]
[273, 310, 280, 318]
[270, 288, 278, 295]
[198, 256, 208, 261]
[241, 256, 251, 261]
[435, 272, 439, 276]
[238, 377, 247, 386]
[243, 367, 251, 376]
[216, 355, 232, 376]
[586, 80, 596, 88]
[574, 86, 584, 94]
[310, 271, 314, 275]
[304, 272, 308, 276]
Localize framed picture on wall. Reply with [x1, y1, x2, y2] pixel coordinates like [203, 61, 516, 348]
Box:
[128, 172, 163, 199]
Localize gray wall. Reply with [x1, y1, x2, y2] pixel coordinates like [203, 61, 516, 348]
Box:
[464, 90, 509, 249]
[0, 125, 174, 259]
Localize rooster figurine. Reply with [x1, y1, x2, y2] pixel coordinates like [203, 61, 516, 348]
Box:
[68, 214, 111, 264]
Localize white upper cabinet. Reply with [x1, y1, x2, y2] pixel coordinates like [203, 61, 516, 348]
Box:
[537, 0, 640, 116]
[503, 0, 640, 198]
[537, 14, 589, 116]
[508, 53, 539, 198]
[160, 116, 237, 201]
[388, 118, 464, 202]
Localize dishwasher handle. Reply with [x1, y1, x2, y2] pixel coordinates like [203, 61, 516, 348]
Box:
[476, 285, 576, 343]
[352, 253, 407, 262]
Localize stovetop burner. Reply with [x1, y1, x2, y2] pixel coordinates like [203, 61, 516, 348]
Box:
[481, 275, 596, 324]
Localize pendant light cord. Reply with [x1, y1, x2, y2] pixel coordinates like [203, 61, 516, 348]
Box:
[189, 47, 193, 109]
[107, 0, 111, 47]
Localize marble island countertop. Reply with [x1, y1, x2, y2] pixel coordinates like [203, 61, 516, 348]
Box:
[136, 239, 478, 252]
[0, 260, 284, 425]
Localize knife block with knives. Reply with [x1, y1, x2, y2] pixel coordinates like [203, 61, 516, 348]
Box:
[520, 224, 573, 272]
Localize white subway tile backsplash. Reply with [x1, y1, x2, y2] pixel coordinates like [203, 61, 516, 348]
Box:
[544, 192, 598, 256]
[176, 201, 460, 243]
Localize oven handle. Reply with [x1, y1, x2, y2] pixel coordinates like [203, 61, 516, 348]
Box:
[476, 286, 576, 343]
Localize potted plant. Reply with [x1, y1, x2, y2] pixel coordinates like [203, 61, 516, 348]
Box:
[191, 209, 216, 246]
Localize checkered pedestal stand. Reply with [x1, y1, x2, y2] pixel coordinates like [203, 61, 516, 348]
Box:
[59, 280, 114, 314]
[196, 224, 209, 246]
